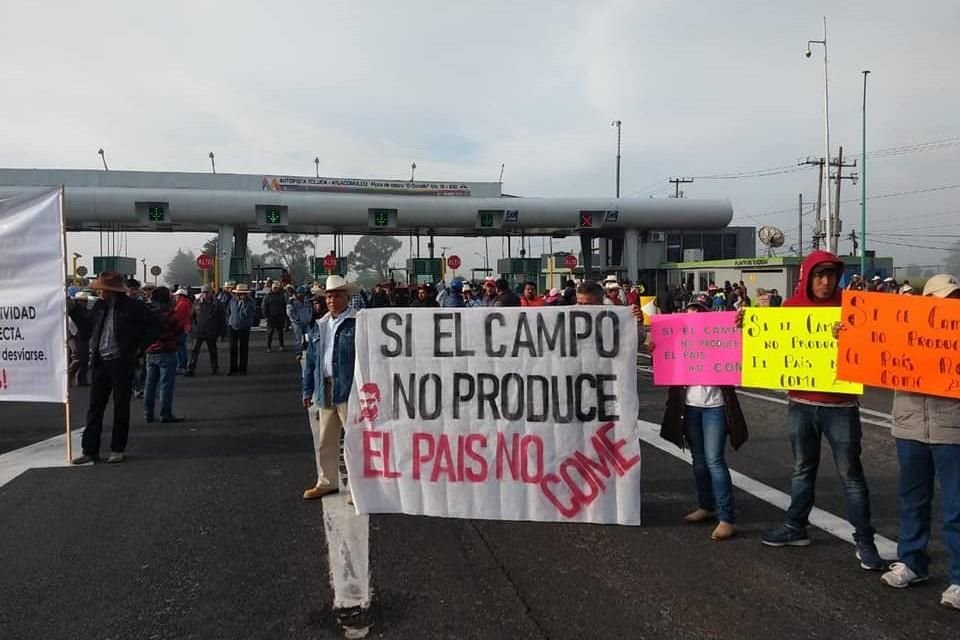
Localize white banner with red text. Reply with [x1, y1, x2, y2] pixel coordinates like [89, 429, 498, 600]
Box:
[0, 189, 68, 403]
[345, 307, 641, 525]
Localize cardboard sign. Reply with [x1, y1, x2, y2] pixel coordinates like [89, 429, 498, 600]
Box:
[740, 307, 862, 394]
[838, 290, 960, 398]
[650, 312, 741, 386]
[345, 308, 641, 525]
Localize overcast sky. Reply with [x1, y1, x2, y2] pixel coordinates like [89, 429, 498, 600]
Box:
[2, 0, 958, 278]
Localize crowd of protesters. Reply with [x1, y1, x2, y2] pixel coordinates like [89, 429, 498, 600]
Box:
[59, 259, 960, 610]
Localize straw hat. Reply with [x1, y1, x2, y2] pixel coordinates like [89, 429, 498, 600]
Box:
[234, 283, 250, 294]
[324, 275, 353, 293]
[89, 271, 127, 293]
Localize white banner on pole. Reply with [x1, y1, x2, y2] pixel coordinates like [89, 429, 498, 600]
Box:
[345, 308, 641, 525]
[0, 189, 68, 403]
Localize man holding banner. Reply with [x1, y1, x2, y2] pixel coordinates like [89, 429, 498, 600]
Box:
[757, 251, 883, 571]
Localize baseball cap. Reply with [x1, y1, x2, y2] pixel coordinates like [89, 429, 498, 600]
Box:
[923, 274, 960, 298]
[687, 293, 712, 310]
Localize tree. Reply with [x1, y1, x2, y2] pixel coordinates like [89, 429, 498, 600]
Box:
[346, 236, 402, 282]
[165, 249, 201, 287]
[263, 233, 314, 282]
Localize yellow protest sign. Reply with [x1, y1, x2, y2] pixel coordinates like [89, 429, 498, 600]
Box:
[740, 307, 863, 394]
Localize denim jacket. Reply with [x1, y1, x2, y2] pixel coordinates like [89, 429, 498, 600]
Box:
[302, 306, 357, 408]
[227, 296, 257, 331]
[286, 298, 313, 327]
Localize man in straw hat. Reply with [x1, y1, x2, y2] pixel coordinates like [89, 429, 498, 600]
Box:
[69, 272, 159, 464]
[301, 275, 358, 499]
[226, 283, 257, 375]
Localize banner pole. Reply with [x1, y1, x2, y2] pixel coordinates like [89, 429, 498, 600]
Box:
[59, 186, 73, 462]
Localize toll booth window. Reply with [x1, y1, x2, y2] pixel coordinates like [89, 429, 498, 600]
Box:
[667, 234, 682, 262]
[265, 208, 282, 225]
[148, 206, 165, 222]
[703, 233, 722, 260]
[723, 233, 738, 258]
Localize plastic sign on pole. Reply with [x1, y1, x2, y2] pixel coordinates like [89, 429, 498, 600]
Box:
[838, 290, 960, 398]
[196, 254, 213, 271]
[564, 255, 578, 270]
[323, 254, 338, 274]
[740, 307, 862, 393]
[446, 255, 461, 273]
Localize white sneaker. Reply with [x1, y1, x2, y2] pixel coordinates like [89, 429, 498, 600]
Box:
[881, 562, 927, 589]
[942, 584, 960, 610]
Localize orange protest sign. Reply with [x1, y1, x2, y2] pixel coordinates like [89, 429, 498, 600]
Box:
[837, 290, 960, 398]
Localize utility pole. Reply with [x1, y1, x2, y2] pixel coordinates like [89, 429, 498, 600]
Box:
[798, 193, 804, 258]
[668, 177, 694, 198]
[801, 157, 825, 249]
[611, 120, 622, 198]
[848, 230, 859, 256]
[830, 145, 858, 254]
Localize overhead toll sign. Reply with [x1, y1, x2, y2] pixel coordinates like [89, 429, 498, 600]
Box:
[477, 210, 504, 230]
[838, 290, 960, 398]
[262, 175, 472, 196]
[368, 208, 397, 229]
[256, 204, 287, 226]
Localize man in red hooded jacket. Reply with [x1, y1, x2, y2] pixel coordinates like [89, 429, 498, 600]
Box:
[757, 251, 883, 570]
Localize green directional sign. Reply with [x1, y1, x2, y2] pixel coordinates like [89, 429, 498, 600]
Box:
[148, 206, 165, 222]
[479, 212, 494, 228]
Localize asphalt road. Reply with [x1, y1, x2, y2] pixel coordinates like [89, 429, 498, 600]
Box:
[0, 333, 955, 639]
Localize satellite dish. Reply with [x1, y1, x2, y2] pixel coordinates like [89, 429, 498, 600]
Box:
[758, 226, 785, 256]
[757, 227, 784, 256]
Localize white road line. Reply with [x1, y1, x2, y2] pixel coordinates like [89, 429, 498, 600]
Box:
[0, 430, 82, 489]
[322, 490, 372, 610]
[636, 419, 898, 559]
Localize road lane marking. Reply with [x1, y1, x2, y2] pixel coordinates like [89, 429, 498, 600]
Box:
[0, 430, 83, 489]
[322, 491, 372, 611]
[636, 419, 898, 560]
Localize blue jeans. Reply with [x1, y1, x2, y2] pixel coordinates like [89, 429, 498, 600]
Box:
[784, 402, 875, 541]
[144, 352, 178, 419]
[685, 405, 736, 523]
[895, 438, 960, 584]
[176, 334, 189, 370]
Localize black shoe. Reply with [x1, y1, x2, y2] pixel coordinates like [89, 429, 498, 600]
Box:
[211, 371, 218, 376]
[145, 414, 155, 423]
[159, 415, 185, 423]
[184, 370, 194, 377]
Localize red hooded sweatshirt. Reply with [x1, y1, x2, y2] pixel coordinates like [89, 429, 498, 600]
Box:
[784, 250, 857, 405]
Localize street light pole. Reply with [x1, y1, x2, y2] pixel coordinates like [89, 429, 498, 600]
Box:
[807, 16, 833, 252]
[314, 156, 320, 178]
[860, 70, 870, 278]
[611, 120, 622, 198]
[209, 151, 216, 174]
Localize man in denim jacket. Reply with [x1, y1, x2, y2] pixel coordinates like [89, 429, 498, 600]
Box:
[301, 275, 357, 500]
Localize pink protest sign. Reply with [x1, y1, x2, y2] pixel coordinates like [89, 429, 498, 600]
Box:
[650, 312, 742, 386]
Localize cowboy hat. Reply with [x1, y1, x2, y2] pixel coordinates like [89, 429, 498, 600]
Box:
[234, 283, 250, 294]
[324, 274, 353, 293]
[923, 274, 960, 298]
[174, 288, 188, 296]
[89, 271, 127, 293]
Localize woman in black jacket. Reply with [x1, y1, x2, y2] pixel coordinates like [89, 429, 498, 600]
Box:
[659, 293, 748, 540]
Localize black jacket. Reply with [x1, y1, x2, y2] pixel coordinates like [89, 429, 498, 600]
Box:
[71, 295, 159, 366]
[191, 298, 226, 339]
[660, 386, 749, 451]
[262, 291, 287, 319]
